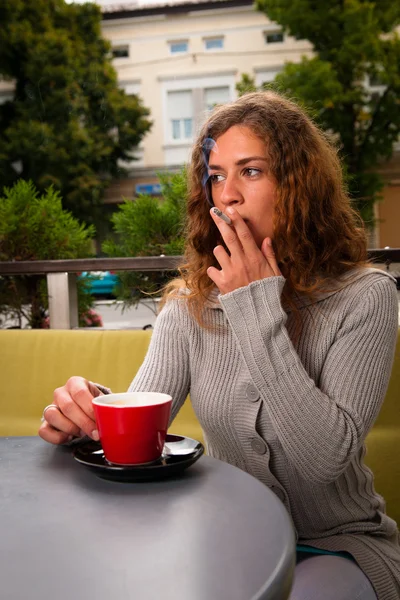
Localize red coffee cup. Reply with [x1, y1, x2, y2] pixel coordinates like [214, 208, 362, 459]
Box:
[92, 392, 172, 465]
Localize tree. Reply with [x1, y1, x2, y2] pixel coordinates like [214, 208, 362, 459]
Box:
[0, 180, 95, 328]
[0, 0, 151, 226]
[240, 0, 400, 224]
[102, 169, 187, 308]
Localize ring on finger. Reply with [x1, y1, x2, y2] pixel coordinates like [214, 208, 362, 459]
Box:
[41, 404, 62, 422]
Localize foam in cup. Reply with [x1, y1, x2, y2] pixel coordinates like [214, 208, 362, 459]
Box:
[93, 392, 172, 408]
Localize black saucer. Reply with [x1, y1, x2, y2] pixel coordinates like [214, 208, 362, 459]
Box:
[73, 434, 204, 482]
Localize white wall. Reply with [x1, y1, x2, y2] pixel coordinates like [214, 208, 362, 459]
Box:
[101, 3, 312, 171]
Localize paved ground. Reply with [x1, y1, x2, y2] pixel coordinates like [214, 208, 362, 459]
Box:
[2, 292, 400, 330]
[94, 299, 159, 330]
[0, 298, 159, 330]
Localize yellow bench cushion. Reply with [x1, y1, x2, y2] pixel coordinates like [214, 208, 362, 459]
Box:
[364, 427, 400, 519]
[0, 328, 398, 523]
[364, 329, 400, 524]
[0, 329, 204, 443]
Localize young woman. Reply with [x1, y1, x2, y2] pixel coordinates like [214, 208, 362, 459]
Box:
[39, 91, 400, 599]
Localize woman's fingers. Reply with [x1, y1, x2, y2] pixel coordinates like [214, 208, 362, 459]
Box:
[39, 377, 103, 445]
[211, 207, 266, 265]
[55, 381, 99, 440]
[209, 207, 280, 293]
[42, 403, 81, 437]
[225, 207, 260, 257]
[213, 245, 230, 270]
[66, 377, 99, 421]
[210, 207, 244, 260]
[208, 246, 232, 290]
[207, 265, 222, 288]
[261, 237, 281, 276]
[38, 421, 73, 446]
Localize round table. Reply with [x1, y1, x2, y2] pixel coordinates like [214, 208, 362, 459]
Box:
[0, 437, 295, 600]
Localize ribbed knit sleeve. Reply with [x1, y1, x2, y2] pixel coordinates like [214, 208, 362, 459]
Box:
[219, 275, 398, 484]
[128, 298, 190, 424]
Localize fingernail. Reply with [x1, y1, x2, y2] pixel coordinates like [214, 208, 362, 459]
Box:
[267, 238, 272, 246]
[67, 435, 74, 442]
[91, 429, 99, 441]
[211, 207, 232, 225]
[226, 207, 234, 215]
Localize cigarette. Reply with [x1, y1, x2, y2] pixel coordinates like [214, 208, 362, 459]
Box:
[211, 207, 232, 225]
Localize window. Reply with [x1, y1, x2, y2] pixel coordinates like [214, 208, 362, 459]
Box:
[112, 45, 129, 59]
[204, 86, 230, 112]
[171, 118, 193, 139]
[264, 32, 284, 44]
[169, 41, 188, 54]
[204, 37, 224, 50]
[255, 68, 282, 87]
[167, 90, 193, 141]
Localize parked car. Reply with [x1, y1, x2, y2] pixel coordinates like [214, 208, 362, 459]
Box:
[78, 271, 119, 297]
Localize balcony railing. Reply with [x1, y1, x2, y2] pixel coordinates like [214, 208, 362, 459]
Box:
[0, 250, 399, 329]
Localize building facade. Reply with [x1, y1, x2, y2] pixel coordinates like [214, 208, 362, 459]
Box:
[101, 0, 399, 247]
[0, 0, 398, 246]
[100, 0, 312, 196]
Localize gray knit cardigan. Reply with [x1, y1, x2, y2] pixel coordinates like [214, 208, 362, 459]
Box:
[128, 267, 400, 599]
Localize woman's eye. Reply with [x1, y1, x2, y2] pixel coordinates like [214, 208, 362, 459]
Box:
[244, 168, 261, 177]
[209, 174, 224, 184]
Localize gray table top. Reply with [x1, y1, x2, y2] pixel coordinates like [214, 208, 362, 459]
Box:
[0, 436, 295, 600]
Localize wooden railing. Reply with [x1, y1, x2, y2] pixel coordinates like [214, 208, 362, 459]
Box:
[0, 250, 399, 329]
[0, 256, 181, 329]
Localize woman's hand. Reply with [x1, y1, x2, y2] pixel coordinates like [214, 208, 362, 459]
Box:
[38, 377, 103, 445]
[207, 207, 281, 294]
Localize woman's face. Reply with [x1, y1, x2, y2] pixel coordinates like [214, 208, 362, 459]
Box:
[207, 125, 276, 248]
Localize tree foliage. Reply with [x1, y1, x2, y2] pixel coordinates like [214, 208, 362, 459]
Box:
[103, 169, 187, 307]
[241, 0, 400, 224]
[0, 0, 152, 225]
[0, 180, 95, 328]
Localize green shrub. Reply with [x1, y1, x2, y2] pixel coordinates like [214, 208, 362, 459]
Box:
[102, 169, 186, 307]
[0, 180, 96, 328]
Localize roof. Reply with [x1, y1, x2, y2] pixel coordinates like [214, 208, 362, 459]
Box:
[101, 0, 253, 19]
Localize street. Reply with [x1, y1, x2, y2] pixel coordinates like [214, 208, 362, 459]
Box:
[2, 292, 400, 330]
[94, 299, 159, 329]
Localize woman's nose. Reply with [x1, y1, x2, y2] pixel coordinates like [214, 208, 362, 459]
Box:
[219, 175, 243, 207]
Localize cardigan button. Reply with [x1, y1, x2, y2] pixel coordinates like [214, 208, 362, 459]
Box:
[251, 438, 268, 455]
[246, 383, 260, 402]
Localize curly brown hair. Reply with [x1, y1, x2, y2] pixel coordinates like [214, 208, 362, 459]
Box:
[163, 91, 368, 326]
